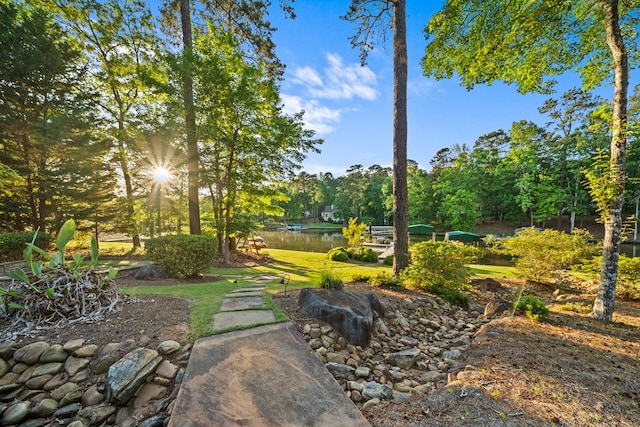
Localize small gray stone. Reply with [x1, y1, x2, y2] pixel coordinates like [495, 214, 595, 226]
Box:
[157, 340, 180, 356]
[39, 344, 68, 363]
[1, 401, 30, 424]
[387, 347, 421, 369]
[73, 344, 98, 358]
[0, 358, 9, 377]
[354, 366, 370, 378]
[25, 374, 53, 390]
[156, 360, 178, 379]
[32, 362, 63, 377]
[82, 385, 105, 407]
[63, 339, 85, 353]
[325, 362, 355, 377]
[361, 397, 381, 410]
[30, 398, 58, 417]
[13, 342, 49, 365]
[139, 415, 168, 427]
[326, 352, 346, 364]
[59, 387, 83, 406]
[0, 340, 16, 359]
[77, 404, 117, 424]
[65, 356, 90, 376]
[362, 381, 393, 400]
[52, 402, 82, 418]
[50, 382, 80, 401]
[43, 372, 69, 391]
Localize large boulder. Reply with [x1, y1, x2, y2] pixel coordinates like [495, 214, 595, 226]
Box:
[299, 288, 383, 347]
[133, 264, 168, 280]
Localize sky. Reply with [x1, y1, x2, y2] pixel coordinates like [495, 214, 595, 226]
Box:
[269, 1, 636, 176]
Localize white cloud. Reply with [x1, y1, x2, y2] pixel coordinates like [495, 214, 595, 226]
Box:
[281, 53, 379, 136]
[291, 66, 323, 87]
[290, 53, 379, 101]
[280, 94, 341, 135]
[408, 76, 443, 97]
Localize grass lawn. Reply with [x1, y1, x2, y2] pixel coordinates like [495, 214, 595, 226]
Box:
[118, 248, 520, 341]
[119, 248, 395, 340]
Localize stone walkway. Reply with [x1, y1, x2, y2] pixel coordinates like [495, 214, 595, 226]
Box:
[168, 275, 370, 427]
[211, 275, 277, 331]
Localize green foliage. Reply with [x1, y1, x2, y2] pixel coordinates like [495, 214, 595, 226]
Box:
[402, 241, 480, 305]
[145, 234, 218, 279]
[0, 231, 50, 262]
[513, 294, 549, 321]
[318, 269, 343, 290]
[486, 228, 598, 282]
[349, 246, 378, 263]
[579, 255, 640, 300]
[383, 254, 394, 266]
[327, 247, 349, 262]
[342, 217, 368, 248]
[369, 271, 402, 288]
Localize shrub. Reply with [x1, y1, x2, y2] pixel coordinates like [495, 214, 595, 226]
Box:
[318, 269, 343, 290]
[369, 272, 402, 288]
[0, 231, 50, 262]
[383, 254, 394, 266]
[513, 294, 549, 320]
[575, 255, 640, 300]
[342, 217, 367, 248]
[327, 247, 349, 262]
[485, 227, 598, 282]
[401, 241, 480, 305]
[145, 234, 218, 279]
[349, 246, 378, 263]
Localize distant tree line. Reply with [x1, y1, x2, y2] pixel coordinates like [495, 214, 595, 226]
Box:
[278, 86, 640, 232]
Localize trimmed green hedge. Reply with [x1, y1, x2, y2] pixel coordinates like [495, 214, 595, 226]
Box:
[0, 231, 50, 262]
[327, 247, 349, 262]
[145, 234, 218, 279]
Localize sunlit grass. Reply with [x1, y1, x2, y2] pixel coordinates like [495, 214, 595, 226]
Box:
[470, 264, 520, 279]
[122, 278, 241, 340]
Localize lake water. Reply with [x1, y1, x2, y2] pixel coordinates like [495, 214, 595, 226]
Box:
[257, 230, 640, 263]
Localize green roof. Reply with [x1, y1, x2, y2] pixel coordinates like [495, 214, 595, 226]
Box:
[408, 224, 435, 234]
[445, 231, 483, 242]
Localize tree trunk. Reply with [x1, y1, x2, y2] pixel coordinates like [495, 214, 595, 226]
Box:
[117, 119, 141, 248]
[179, 0, 201, 235]
[391, 0, 409, 275]
[592, 0, 628, 322]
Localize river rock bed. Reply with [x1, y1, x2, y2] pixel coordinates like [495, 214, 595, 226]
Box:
[291, 289, 493, 410]
[0, 338, 190, 426]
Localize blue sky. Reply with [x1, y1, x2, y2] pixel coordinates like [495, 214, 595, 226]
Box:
[269, 1, 635, 176]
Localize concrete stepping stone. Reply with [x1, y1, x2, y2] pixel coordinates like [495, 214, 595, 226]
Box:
[219, 296, 265, 311]
[226, 291, 264, 297]
[230, 287, 265, 293]
[211, 310, 276, 331]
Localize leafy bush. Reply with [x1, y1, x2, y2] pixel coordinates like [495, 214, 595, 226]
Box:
[327, 246, 349, 262]
[369, 271, 402, 288]
[575, 255, 640, 300]
[513, 294, 549, 320]
[145, 234, 218, 278]
[342, 217, 367, 248]
[485, 227, 598, 282]
[318, 269, 343, 290]
[401, 241, 480, 305]
[0, 231, 50, 262]
[383, 254, 394, 266]
[349, 246, 378, 263]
